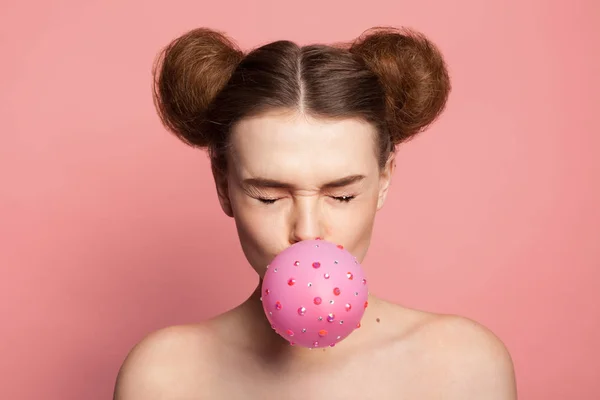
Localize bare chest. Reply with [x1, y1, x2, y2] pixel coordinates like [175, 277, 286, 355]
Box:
[184, 354, 446, 400]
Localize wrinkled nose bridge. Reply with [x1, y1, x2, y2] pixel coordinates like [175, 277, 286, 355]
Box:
[290, 197, 322, 243]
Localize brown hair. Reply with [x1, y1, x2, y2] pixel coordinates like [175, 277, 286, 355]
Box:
[152, 26, 451, 174]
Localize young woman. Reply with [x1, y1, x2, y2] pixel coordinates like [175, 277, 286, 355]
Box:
[114, 26, 517, 399]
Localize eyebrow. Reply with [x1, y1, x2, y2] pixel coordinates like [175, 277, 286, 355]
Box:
[242, 174, 366, 189]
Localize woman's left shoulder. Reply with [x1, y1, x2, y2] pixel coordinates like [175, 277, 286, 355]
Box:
[401, 308, 518, 398]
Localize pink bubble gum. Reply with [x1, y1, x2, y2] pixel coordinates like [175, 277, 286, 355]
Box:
[261, 239, 369, 349]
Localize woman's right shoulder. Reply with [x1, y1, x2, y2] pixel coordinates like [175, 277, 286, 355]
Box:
[112, 323, 219, 400]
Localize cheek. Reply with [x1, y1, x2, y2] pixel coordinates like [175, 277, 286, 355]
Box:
[327, 197, 378, 239]
[333, 212, 376, 263]
[229, 189, 285, 256]
[231, 194, 269, 236]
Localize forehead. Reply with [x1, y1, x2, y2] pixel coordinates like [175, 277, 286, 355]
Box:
[229, 112, 379, 181]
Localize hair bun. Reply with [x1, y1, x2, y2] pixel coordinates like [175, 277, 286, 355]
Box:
[350, 27, 451, 144]
[152, 28, 244, 147]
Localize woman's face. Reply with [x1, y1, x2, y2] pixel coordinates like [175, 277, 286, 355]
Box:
[215, 111, 394, 277]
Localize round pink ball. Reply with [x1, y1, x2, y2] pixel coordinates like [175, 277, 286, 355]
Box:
[261, 239, 369, 349]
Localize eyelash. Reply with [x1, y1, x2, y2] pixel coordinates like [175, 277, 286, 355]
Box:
[257, 195, 356, 205]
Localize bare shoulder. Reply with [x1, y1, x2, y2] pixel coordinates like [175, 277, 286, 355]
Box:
[403, 308, 518, 399]
[113, 323, 218, 400]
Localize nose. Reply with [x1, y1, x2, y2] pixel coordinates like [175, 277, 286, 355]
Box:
[289, 199, 322, 244]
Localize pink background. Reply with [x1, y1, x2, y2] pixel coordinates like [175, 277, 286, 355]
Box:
[1, 0, 598, 399]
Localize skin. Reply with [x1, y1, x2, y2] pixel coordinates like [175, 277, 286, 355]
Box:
[113, 111, 517, 399]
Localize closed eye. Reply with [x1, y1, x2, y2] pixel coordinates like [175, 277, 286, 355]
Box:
[332, 195, 355, 203]
[257, 197, 279, 204]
